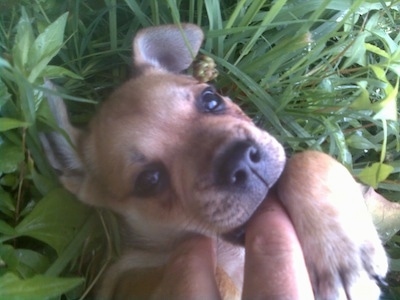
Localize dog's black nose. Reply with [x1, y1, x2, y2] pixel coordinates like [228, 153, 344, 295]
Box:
[216, 141, 265, 188]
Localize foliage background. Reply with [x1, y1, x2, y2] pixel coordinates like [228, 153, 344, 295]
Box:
[0, 0, 400, 299]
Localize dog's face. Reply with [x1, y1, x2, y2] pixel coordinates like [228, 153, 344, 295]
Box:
[42, 24, 286, 244]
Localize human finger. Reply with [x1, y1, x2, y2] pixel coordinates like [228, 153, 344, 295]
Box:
[242, 190, 314, 300]
[151, 234, 221, 300]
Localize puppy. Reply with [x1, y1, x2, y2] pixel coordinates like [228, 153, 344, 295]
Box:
[41, 24, 387, 299]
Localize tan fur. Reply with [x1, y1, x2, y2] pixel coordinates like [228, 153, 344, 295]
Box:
[42, 24, 387, 299]
[278, 152, 387, 299]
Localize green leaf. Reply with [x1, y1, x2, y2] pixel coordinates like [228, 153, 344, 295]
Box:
[14, 249, 51, 277]
[370, 64, 387, 82]
[358, 162, 394, 188]
[1, 245, 51, 278]
[324, 119, 352, 167]
[40, 65, 83, 80]
[0, 57, 12, 69]
[0, 174, 18, 188]
[343, 32, 368, 67]
[0, 219, 16, 236]
[349, 82, 371, 110]
[372, 78, 398, 122]
[0, 188, 15, 215]
[11, 8, 34, 71]
[0, 143, 24, 174]
[0, 245, 18, 271]
[45, 214, 98, 277]
[365, 42, 390, 58]
[0, 273, 83, 300]
[346, 134, 380, 151]
[236, 0, 288, 63]
[28, 12, 69, 82]
[30, 168, 57, 196]
[15, 189, 89, 255]
[0, 79, 11, 109]
[363, 187, 400, 243]
[389, 48, 400, 76]
[124, 0, 152, 27]
[0, 118, 30, 132]
[390, 258, 400, 272]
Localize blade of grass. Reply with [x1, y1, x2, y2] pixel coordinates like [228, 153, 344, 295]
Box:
[234, 0, 287, 65]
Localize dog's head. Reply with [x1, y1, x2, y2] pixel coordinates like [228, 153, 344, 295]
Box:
[41, 24, 286, 246]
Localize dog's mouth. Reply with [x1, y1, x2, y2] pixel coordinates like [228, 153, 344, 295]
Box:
[221, 223, 247, 246]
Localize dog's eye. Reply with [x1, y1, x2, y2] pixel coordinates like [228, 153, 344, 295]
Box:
[133, 164, 168, 197]
[199, 87, 225, 113]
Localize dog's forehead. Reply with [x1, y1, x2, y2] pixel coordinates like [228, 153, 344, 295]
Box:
[87, 71, 207, 165]
[100, 71, 203, 118]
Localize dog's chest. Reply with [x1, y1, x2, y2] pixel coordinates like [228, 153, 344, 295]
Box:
[217, 240, 245, 296]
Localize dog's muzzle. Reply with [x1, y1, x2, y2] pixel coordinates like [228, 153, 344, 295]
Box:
[222, 223, 247, 246]
[214, 140, 281, 245]
[214, 140, 270, 190]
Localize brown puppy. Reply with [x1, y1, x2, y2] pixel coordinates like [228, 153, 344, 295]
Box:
[41, 24, 387, 299]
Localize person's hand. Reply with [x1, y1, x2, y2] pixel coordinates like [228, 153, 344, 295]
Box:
[243, 190, 314, 299]
[152, 191, 314, 299]
[151, 234, 220, 300]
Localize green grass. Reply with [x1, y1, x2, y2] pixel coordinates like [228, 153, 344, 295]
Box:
[1, 0, 400, 298]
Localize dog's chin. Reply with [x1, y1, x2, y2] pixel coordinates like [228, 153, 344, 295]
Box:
[220, 196, 268, 246]
[221, 223, 247, 246]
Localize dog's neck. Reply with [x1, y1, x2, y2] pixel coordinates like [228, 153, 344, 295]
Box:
[118, 215, 196, 252]
[118, 212, 245, 287]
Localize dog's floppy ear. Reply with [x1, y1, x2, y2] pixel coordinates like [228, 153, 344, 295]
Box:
[40, 80, 85, 197]
[133, 23, 204, 73]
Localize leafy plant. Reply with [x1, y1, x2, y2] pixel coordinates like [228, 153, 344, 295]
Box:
[0, 0, 399, 298]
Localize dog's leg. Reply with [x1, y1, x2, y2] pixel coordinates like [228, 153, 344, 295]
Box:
[277, 151, 387, 300]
